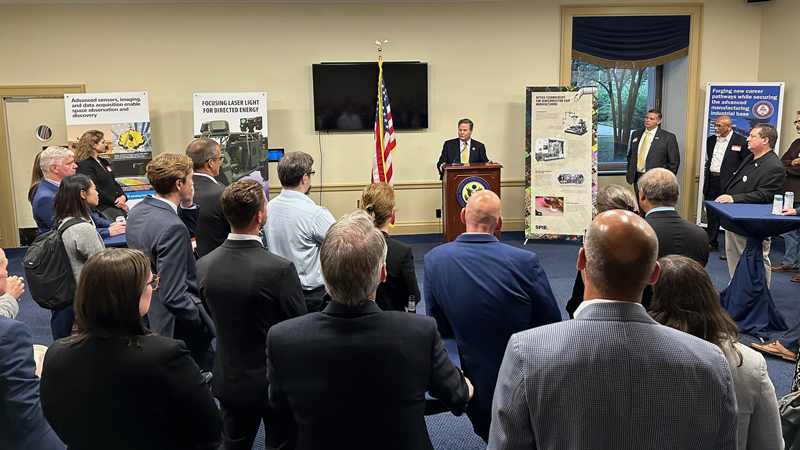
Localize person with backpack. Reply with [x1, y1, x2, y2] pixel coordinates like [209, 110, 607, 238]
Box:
[48, 174, 106, 339]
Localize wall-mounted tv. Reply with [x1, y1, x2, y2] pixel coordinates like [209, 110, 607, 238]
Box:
[312, 62, 428, 131]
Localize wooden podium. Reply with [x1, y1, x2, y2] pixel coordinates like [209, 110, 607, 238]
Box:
[441, 163, 503, 243]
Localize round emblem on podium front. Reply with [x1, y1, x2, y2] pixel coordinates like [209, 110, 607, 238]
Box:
[457, 177, 491, 207]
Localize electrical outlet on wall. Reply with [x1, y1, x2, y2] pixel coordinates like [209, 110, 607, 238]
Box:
[435, 209, 442, 218]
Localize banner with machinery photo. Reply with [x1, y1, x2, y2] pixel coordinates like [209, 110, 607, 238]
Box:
[696, 82, 785, 227]
[64, 91, 154, 203]
[525, 86, 597, 242]
[192, 92, 270, 196]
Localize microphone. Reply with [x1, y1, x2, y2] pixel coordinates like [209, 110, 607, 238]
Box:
[451, 147, 464, 166]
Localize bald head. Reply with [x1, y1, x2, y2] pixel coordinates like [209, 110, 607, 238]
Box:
[714, 115, 733, 138]
[461, 190, 502, 233]
[579, 210, 659, 302]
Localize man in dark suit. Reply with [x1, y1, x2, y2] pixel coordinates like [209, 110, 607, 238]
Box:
[197, 179, 306, 450]
[436, 118, 495, 179]
[267, 211, 472, 450]
[126, 153, 215, 371]
[488, 210, 737, 449]
[639, 168, 709, 266]
[186, 137, 230, 258]
[424, 190, 561, 442]
[626, 109, 680, 213]
[0, 249, 65, 450]
[715, 124, 786, 285]
[704, 115, 748, 252]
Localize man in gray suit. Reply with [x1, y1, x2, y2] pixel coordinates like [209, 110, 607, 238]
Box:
[127, 153, 215, 370]
[488, 210, 738, 450]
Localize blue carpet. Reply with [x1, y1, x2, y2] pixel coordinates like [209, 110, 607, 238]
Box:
[3, 231, 798, 450]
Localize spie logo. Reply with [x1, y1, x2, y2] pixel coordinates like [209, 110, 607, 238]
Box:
[752, 101, 774, 119]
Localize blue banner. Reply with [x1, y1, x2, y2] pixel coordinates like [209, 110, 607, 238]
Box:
[696, 82, 785, 225]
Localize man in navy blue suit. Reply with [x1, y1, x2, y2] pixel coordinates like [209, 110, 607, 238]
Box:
[127, 153, 215, 371]
[0, 249, 65, 450]
[436, 119, 496, 179]
[424, 190, 561, 442]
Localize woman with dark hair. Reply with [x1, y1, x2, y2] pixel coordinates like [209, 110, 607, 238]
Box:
[650, 255, 782, 450]
[48, 174, 106, 340]
[359, 182, 420, 311]
[40, 248, 222, 449]
[565, 185, 639, 318]
[75, 130, 128, 220]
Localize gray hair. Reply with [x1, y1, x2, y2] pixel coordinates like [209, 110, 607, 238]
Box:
[638, 168, 679, 207]
[185, 137, 220, 171]
[584, 211, 659, 298]
[320, 210, 387, 308]
[595, 185, 637, 213]
[277, 151, 313, 188]
[39, 146, 74, 175]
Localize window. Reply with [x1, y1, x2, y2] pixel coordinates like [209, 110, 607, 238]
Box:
[571, 61, 662, 171]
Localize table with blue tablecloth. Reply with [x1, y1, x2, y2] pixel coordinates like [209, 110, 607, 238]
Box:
[706, 201, 800, 338]
[102, 234, 127, 248]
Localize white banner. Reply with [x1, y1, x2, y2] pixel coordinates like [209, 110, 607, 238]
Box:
[64, 92, 153, 201]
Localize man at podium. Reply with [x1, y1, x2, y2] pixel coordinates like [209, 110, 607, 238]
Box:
[437, 119, 496, 179]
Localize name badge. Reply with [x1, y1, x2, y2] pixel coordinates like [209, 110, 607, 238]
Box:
[106, 166, 113, 172]
[732, 145, 741, 152]
[191, 237, 197, 252]
[632, 137, 639, 143]
[743, 175, 748, 183]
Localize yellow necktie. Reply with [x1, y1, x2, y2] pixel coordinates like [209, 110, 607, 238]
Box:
[461, 142, 468, 163]
[637, 131, 650, 171]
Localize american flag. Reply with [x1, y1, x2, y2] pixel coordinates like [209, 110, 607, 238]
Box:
[371, 56, 396, 186]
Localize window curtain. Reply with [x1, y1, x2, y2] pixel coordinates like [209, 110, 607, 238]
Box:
[572, 16, 690, 69]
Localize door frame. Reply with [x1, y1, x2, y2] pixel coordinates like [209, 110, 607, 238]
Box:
[0, 85, 85, 248]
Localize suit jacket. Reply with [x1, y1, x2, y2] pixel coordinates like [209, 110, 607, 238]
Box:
[0, 317, 64, 450]
[488, 302, 738, 450]
[192, 175, 230, 258]
[126, 196, 215, 338]
[780, 138, 800, 195]
[722, 150, 786, 204]
[626, 127, 680, 185]
[40, 334, 221, 450]
[375, 231, 420, 312]
[703, 132, 748, 195]
[424, 233, 561, 440]
[196, 238, 306, 408]
[76, 157, 125, 211]
[725, 343, 782, 450]
[437, 138, 488, 179]
[31, 179, 113, 238]
[645, 209, 709, 266]
[267, 301, 469, 450]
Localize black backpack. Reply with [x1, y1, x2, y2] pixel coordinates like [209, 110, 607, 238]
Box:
[23, 218, 85, 310]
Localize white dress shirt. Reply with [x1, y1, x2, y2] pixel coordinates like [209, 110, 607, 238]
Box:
[710, 130, 733, 173]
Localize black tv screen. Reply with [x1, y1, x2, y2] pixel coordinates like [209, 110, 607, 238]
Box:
[312, 62, 428, 131]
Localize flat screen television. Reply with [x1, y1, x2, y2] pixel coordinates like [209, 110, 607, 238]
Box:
[312, 62, 428, 131]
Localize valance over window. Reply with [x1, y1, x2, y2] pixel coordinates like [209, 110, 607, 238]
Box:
[572, 15, 690, 69]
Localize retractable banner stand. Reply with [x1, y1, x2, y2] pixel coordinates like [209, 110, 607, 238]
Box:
[525, 86, 597, 242]
[192, 92, 269, 195]
[64, 92, 154, 203]
[696, 82, 785, 226]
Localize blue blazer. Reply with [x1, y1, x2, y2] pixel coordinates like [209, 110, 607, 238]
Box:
[424, 233, 561, 440]
[126, 196, 214, 339]
[0, 316, 65, 450]
[31, 179, 113, 238]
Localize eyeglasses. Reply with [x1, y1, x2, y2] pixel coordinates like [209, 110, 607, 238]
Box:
[794, 120, 800, 125]
[148, 275, 160, 291]
[713, 123, 731, 128]
[207, 156, 226, 163]
[306, 171, 316, 176]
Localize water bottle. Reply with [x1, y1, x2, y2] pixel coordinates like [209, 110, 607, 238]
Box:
[785, 192, 795, 211]
[773, 195, 783, 215]
[407, 295, 416, 314]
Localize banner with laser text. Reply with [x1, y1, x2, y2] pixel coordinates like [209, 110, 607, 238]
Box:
[192, 92, 269, 194]
[695, 82, 785, 226]
[525, 86, 597, 241]
[64, 91, 154, 202]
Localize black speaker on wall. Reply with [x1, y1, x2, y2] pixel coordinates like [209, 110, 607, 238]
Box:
[747, 0, 771, 3]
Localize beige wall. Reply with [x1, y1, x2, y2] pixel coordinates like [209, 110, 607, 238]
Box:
[759, 0, 800, 156]
[0, 0, 778, 233]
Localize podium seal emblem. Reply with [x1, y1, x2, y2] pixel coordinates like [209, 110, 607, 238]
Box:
[457, 177, 491, 207]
